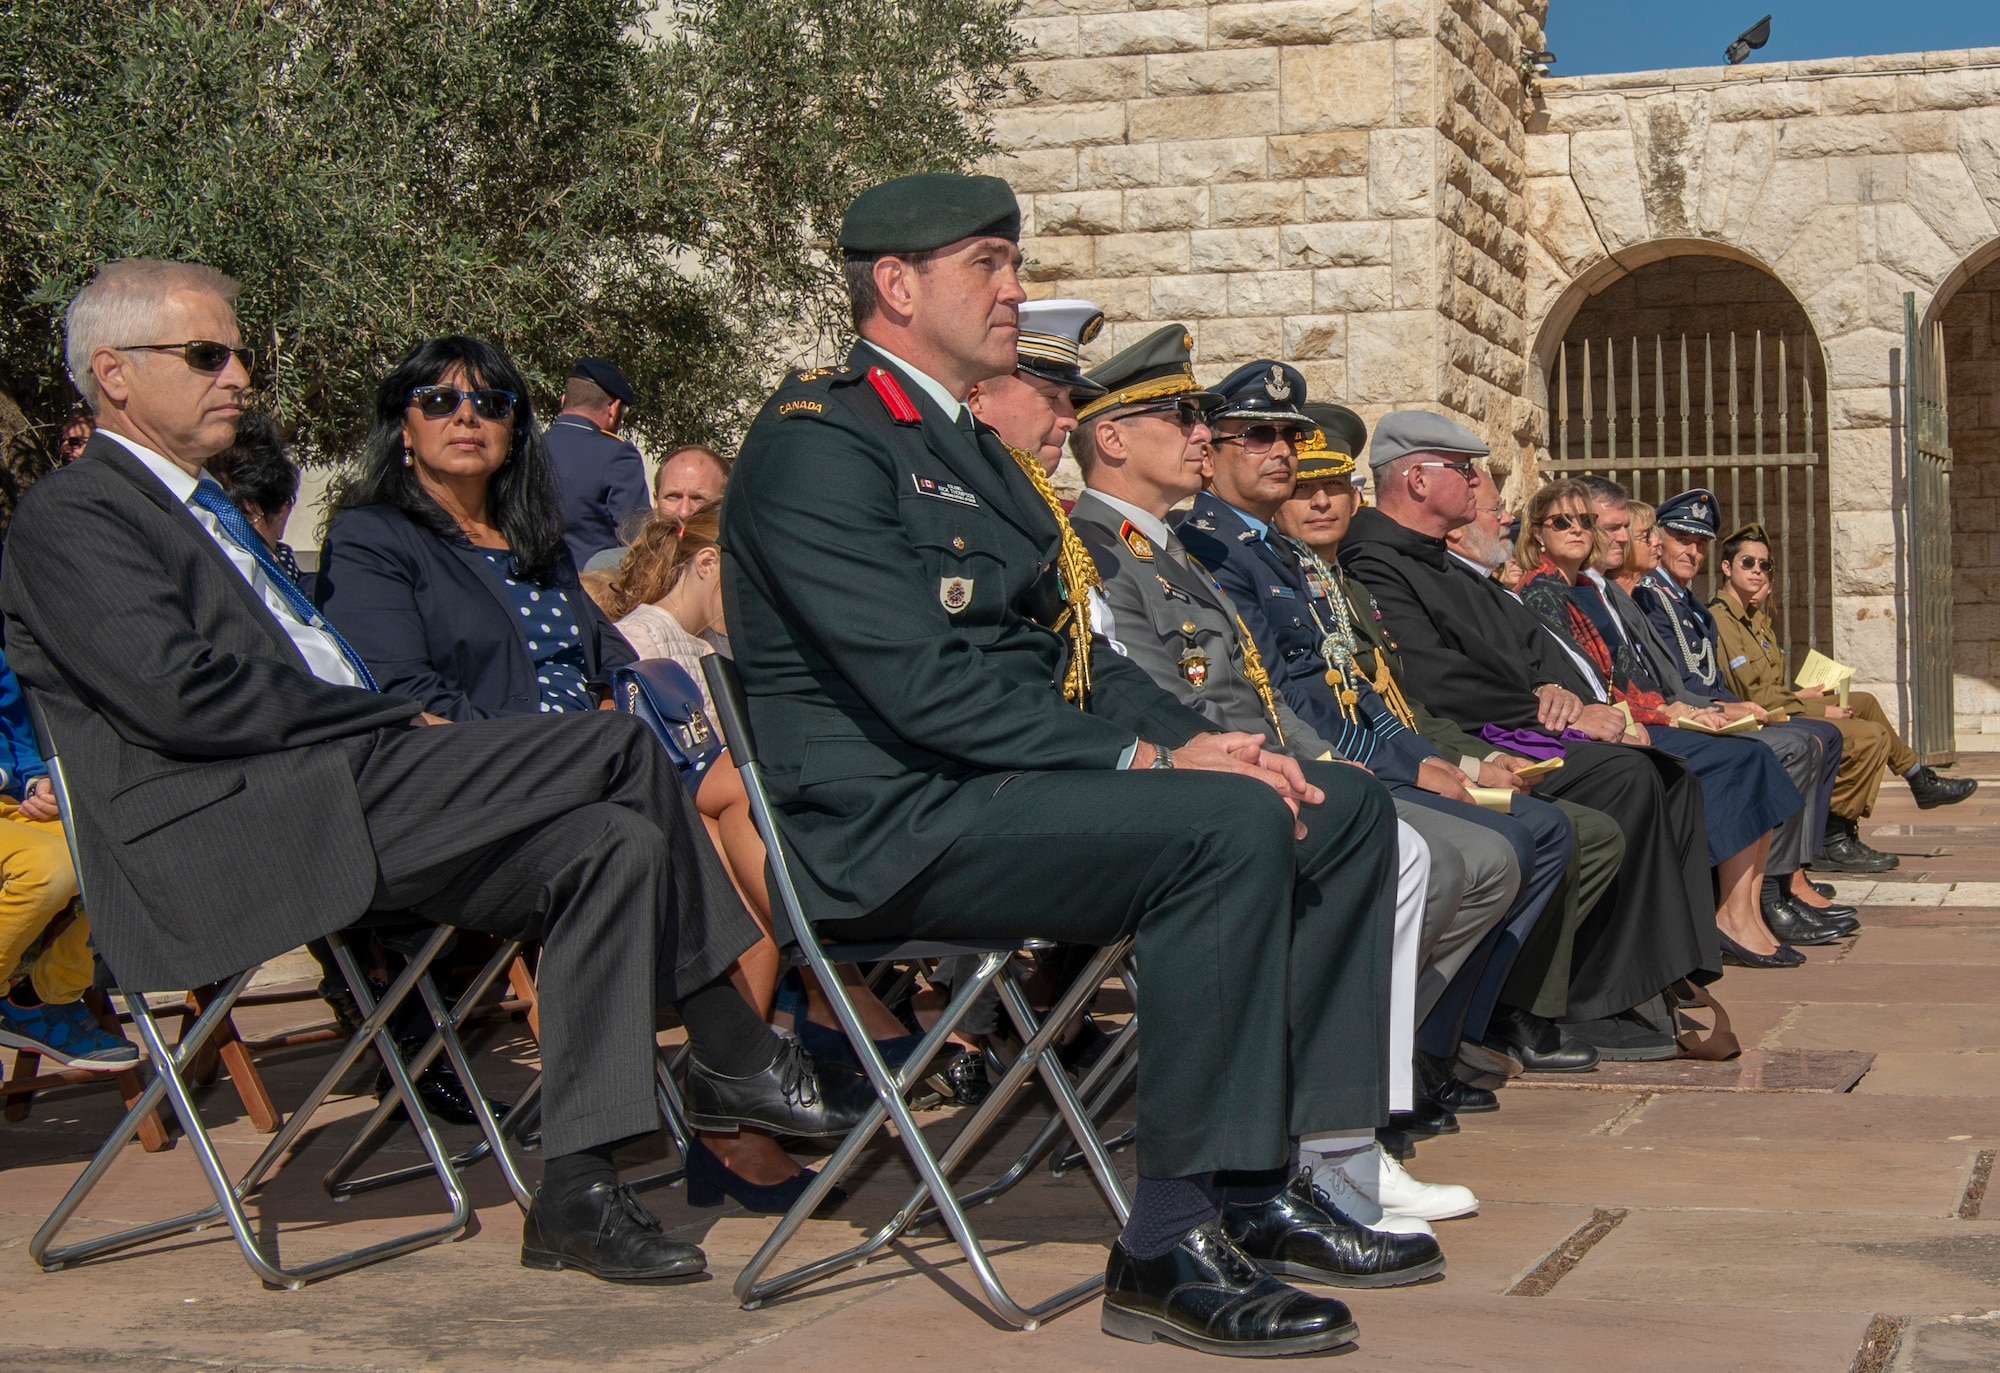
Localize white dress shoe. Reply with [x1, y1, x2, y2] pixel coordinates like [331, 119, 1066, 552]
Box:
[1337, 1143, 1479, 1222]
[1301, 1159, 1435, 1236]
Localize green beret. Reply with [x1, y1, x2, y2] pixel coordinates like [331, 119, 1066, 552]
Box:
[838, 173, 1021, 254]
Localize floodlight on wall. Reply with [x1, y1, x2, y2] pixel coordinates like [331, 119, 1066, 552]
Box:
[1519, 48, 1556, 98]
[1725, 15, 1772, 65]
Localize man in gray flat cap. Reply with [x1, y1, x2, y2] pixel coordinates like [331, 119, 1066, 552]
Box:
[1341, 412, 1721, 1068]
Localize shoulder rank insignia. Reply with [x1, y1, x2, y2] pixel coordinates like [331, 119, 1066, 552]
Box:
[1189, 517, 1216, 532]
[867, 366, 922, 424]
[778, 397, 825, 418]
[1119, 521, 1155, 561]
[793, 366, 836, 383]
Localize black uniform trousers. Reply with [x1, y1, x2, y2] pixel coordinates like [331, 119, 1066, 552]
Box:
[847, 759, 1397, 1180]
[345, 711, 760, 1158]
[1528, 742, 1716, 1021]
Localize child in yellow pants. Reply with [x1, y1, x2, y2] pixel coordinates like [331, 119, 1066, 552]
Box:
[0, 652, 135, 1071]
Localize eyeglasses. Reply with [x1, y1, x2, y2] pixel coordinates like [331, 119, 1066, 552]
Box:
[118, 340, 256, 374]
[1213, 424, 1306, 454]
[1734, 556, 1775, 572]
[1538, 512, 1597, 532]
[1114, 400, 1206, 431]
[1412, 458, 1477, 478]
[408, 385, 518, 422]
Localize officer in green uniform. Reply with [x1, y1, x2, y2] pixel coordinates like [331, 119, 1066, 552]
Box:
[722, 173, 1405, 1357]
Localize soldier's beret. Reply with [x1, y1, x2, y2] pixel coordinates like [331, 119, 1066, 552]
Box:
[1367, 410, 1489, 469]
[1077, 324, 1219, 422]
[568, 356, 636, 406]
[1658, 488, 1721, 539]
[1295, 402, 1367, 482]
[1205, 361, 1311, 428]
[838, 173, 1021, 254]
[1016, 299, 1108, 398]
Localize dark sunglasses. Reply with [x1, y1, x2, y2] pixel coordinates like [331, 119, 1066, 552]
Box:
[408, 385, 518, 422]
[1734, 556, 1775, 572]
[1115, 399, 1207, 431]
[1214, 423, 1306, 454]
[1539, 512, 1597, 532]
[119, 340, 256, 374]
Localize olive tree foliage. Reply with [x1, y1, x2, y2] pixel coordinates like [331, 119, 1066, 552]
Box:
[0, 0, 1025, 462]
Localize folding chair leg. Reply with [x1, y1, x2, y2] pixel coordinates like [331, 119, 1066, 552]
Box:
[735, 941, 1133, 1328]
[186, 983, 281, 1132]
[32, 932, 473, 1287]
[322, 940, 533, 1209]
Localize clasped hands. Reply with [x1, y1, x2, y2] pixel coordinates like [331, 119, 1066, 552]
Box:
[1140, 734, 1324, 839]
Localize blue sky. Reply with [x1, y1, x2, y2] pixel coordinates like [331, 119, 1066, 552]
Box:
[1542, 3, 1997, 76]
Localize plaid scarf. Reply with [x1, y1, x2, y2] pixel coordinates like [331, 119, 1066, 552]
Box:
[1524, 559, 1670, 726]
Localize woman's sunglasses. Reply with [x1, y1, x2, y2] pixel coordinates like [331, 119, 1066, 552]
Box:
[408, 385, 518, 421]
[1214, 424, 1307, 454]
[119, 340, 256, 374]
[1539, 512, 1597, 532]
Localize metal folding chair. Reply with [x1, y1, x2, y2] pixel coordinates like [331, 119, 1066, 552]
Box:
[23, 694, 473, 1288]
[701, 656, 1134, 1330]
[321, 941, 697, 1210]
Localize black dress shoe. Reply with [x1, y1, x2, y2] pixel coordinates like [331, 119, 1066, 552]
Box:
[1559, 1013, 1676, 1062]
[1221, 1174, 1445, 1288]
[1482, 1004, 1599, 1073]
[1812, 821, 1899, 874]
[1720, 932, 1802, 969]
[1798, 901, 1860, 934]
[681, 1038, 875, 1138]
[1760, 893, 1846, 946]
[1417, 1050, 1497, 1113]
[924, 1048, 993, 1107]
[375, 1057, 509, 1127]
[1909, 766, 1977, 810]
[1101, 1221, 1359, 1356]
[1806, 877, 1836, 899]
[1389, 1098, 1458, 1138]
[521, 1180, 707, 1283]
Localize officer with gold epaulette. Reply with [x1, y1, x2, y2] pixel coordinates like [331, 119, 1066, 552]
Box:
[722, 172, 1417, 1357]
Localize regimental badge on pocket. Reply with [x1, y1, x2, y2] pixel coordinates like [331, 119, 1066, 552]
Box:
[939, 577, 974, 614]
[1180, 651, 1209, 689]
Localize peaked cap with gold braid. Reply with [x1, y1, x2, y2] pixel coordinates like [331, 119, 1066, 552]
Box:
[1076, 323, 1219, 422]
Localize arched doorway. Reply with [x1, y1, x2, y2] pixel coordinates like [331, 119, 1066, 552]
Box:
[1937, 241, 2000, 734]
[1532, 247, 1834, 666]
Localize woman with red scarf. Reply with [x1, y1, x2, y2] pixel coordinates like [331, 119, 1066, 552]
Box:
[1517, 481, 1803, 970]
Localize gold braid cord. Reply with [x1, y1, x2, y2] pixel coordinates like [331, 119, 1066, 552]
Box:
[1364, 649, 1418, 730]
[1004, 444, 1097, 707]
[1231, 610, 1287, 747]
[1181, 548, 1287, 748]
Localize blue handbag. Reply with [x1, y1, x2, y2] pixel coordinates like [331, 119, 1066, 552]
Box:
[612, 658, 725, 797]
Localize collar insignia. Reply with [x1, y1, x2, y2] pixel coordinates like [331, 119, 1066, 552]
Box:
[1119, 520, 1155, 561]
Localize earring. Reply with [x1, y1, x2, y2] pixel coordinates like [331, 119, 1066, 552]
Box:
[402, 446, 413, 467]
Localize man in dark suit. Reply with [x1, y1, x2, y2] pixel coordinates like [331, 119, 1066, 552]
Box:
[0, 259, 866, 1286]
[546, 357, 649, 569]
[722, 173, 1418, 1358]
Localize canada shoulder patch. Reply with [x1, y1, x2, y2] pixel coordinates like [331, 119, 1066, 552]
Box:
[778, 397, 826, 418]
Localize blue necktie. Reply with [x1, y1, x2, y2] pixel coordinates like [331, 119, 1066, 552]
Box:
[187, 479, 379, 691]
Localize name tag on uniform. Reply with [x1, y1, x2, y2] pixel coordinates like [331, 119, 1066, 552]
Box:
[1155, 574, 1191, 603]
[1729, 655, 1748, 668]
[1269, 585, 1296, 599]
[912, 475, 979, 507]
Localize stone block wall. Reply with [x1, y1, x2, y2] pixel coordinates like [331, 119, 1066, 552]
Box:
[1943, 256, 2000, 730]
[988, 0, 1545, 488]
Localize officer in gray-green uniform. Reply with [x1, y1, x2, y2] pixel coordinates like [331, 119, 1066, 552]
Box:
[721, 172, 1414, 1356]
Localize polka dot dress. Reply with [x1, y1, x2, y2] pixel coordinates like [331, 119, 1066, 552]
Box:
[477, 549, 596, 714]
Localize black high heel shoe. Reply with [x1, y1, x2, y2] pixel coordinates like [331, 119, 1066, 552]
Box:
[683, 1136, 845, 1215]
[1719, 932, 1803, 968]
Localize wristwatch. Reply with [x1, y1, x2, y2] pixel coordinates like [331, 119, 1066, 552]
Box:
[1148, 743, 1175, 769]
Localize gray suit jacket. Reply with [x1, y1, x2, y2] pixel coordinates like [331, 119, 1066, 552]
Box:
[0, 437, 420, 991]
[1070, 491, 1334, 759]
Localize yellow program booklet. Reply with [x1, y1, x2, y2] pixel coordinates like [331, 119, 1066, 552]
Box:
[1795, 649, 1854, 707]
[1673, 713, 1762, 736]
[1467, 786, 1514, 813]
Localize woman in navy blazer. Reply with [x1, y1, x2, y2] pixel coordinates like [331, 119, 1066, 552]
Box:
[317, 340, 632, 720]
[318, 334, 838, 1214]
